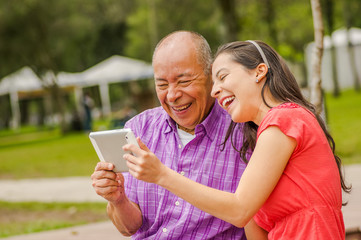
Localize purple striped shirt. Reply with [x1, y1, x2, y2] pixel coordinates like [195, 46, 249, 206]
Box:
[124, 103, 247, 240]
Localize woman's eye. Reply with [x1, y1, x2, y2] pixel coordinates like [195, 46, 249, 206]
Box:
[220, 75, 227, 81]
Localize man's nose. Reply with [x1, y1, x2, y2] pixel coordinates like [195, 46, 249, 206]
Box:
[167, 86, 182, 102]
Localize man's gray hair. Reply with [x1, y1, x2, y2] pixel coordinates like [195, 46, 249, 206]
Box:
[152, 31, 212, 76]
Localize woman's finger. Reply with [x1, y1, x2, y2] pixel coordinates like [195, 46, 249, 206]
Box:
[137, 137, 150, 152]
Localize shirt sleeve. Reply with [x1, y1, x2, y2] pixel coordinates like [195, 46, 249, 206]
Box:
[257, 107, 314, 155]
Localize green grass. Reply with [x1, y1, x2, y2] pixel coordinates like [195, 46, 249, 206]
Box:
[326, 89, 361, 164]
[0, 131, 99, 179]
[0, 201, 108, 238]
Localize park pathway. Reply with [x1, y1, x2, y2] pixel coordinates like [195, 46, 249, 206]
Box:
[0, 164, 360, 239]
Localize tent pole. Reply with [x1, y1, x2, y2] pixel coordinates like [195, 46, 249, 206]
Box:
[10, 91, 20, 130]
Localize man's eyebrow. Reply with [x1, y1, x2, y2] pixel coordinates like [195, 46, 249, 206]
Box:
[177, 73, 193, 78]
[155, 78, 167, 81]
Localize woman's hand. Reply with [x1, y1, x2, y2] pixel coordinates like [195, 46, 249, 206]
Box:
[123, 137, 168, 184]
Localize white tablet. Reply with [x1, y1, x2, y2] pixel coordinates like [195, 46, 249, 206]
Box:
[89, 128, 139, 172]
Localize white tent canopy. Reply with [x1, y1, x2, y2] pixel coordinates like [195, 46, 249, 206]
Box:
[305, 27, 361, 91]
[0, 66, 42, 95]
[0, 55, 154, 129]
[57, 55, 154, 116]
[0, 67, 43, 129]
[57, 55, 153, 87]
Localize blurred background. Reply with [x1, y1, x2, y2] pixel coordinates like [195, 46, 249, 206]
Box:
[0, 0, 360, 238]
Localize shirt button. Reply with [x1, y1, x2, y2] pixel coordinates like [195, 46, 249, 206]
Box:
[175, 201, 180, 206]
[178, 144, 182, 149]
[180, 171, 185, 176]
[162, 227, 167, 233]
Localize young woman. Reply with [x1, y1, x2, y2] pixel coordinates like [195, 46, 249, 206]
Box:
[123, 40, 351, 239]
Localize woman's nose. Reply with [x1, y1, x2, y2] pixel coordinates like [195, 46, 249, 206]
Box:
[211, 82, 221, 98]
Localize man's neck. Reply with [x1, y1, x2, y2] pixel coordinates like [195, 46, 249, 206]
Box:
[177, 125, 195, 135]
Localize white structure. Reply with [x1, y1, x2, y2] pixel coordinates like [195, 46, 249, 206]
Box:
[305, 27, 361, 91]
[58, 55, 154, 117]
[0, 67, 43, 129]
[0, 55, 153, 129]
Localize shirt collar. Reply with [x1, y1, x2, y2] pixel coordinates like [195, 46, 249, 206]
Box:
[163, 101, 225, 141]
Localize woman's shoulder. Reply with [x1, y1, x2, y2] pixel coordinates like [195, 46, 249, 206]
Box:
[258, 102, 316, 140]
[266, 102, 314, 122]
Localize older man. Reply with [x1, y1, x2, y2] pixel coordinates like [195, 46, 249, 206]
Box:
[91, 31, 247, 239]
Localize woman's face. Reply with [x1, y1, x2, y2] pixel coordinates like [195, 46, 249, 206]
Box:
[211, 53, 261, 123]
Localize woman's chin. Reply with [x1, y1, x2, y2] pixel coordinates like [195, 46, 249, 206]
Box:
[231, 115, 241, 123]
[230, 111, 246, 123]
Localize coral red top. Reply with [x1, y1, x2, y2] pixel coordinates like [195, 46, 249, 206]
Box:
[253, 103, 345, 240]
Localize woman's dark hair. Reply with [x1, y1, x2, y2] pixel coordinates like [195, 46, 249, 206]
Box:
[216, 40, 351, 196]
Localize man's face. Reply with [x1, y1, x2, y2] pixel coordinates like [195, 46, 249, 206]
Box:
[153, 41, 214, 131]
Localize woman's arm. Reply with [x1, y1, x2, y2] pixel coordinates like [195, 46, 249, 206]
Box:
[124, 126, 296, 227]
[245, 218, 268, 240]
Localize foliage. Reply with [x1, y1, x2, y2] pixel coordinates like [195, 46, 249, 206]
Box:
[0, 201, 108, 238]
[124, 0, 223, 61]
[0, 0, 135, 78]
[0, 0, 359, 79]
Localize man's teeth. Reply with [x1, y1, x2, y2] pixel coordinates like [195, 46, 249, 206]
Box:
[222, 96, 235, 107]
[173, 104, 191, 111]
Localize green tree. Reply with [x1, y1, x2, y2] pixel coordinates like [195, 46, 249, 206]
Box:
[0, 0, 134, 132]
[124, 0, 222, 61]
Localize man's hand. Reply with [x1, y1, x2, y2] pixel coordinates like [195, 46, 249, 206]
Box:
[91, 162, 143, 236]
[91, 162, 126, 204]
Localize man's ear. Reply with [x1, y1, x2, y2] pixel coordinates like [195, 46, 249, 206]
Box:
[255, 63, 269, 82]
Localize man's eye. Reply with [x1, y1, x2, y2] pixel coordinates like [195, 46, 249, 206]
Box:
[179, 80, 191, 85]
[157, 84, 168, 89]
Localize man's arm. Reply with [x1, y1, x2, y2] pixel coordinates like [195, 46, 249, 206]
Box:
[91, 162, 142, 235]
[107, 198, 142, 236]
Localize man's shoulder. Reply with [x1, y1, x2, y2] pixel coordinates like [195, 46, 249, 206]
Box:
[126, 106, 168, 129]
[133, 106, 167, 121]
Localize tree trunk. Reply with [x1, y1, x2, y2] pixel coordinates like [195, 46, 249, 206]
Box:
[329, 45, 340, 96]
[217, 0, 240, 42]
[343, 0, 361, 91]
[265, 0, 278, 48]
[323, 0, 340, 97]
[346, 33, 361, 92]
[147, 0, 159, 55]
[47, 73, 68, 134]
[309, 0, 324, 116]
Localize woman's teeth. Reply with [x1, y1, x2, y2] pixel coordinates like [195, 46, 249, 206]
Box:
[173, 103, 191, 111]
[222, 96, 235, 108]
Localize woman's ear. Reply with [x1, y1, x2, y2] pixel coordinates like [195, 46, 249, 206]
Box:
[255, 63, 269, 83]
